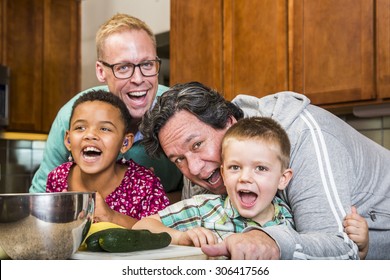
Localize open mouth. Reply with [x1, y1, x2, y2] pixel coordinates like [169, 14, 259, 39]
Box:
[238, 190, 258, 207]
[206, 169, 222, 185]
[127, 91, 147, 100]
[82, 146, 102, 160]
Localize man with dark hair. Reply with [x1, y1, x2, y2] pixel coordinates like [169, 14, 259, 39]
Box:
[140, 81, 390, 260]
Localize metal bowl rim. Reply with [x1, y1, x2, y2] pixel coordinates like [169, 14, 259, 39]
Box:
[0, 191, 95, 196]
[0, 191, 95, 197]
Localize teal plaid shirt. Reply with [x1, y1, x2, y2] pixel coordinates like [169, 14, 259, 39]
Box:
[159, 194, 294, 242]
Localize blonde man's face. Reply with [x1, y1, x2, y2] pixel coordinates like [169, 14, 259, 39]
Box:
[96, 29, 159, 122]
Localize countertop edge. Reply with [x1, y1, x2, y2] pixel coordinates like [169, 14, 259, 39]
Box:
[0, 132, 48, 141]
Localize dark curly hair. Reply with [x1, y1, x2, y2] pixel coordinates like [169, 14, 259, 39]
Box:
[70, 89, 132, 134]
[139, 81, 244, 158]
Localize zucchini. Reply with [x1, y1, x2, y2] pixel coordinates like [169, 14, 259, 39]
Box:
[79, 222, 125, 251]
[98, 228, 172, 253]
[84, 230, 106, 252]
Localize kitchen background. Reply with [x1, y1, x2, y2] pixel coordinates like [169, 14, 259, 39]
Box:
[0, 0, 170, 193]
[0, 0, 389, 193]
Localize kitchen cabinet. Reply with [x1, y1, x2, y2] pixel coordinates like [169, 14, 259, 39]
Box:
[171, 0, 224, 92]
[0, 0, 80, 133]
[377, 0, 390, 100]
[170, 0, 390, 110]
[290, 0, 374, 105]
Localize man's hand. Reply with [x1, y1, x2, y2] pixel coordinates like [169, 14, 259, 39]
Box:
[201, 230, 280, 259]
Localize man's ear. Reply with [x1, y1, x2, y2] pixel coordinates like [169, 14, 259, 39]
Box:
[120, 133, 135, 154]
[64, 131, 71, 151]
[96, 61, 106, 83]
[225, 115, 237, 130]
[278, 168, 293, 191]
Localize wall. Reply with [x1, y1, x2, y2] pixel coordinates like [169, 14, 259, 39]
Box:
[0, 137, 46, 193]
[343, 115, 390, 148]
[81, 0, 170, 91]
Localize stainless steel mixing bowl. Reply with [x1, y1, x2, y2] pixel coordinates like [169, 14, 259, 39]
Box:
[0, 192, 95, 259]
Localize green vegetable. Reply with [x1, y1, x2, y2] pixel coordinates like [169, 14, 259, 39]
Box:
[97, 228, 171, 253]
[84, 228, 172, 253]
[84, 230, 105, 252]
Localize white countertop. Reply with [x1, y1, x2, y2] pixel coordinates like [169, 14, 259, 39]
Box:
[71, 245, 207, 260]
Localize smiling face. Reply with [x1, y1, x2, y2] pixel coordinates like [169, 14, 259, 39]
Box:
[158, 110, 234, 194]
[221, 138, 292, 225]
[96, 29, 158, 122]
[65, 101, 133, 175]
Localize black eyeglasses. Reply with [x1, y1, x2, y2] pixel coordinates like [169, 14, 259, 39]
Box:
[99, 57, 161, 79]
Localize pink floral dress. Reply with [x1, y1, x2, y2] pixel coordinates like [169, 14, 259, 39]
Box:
[46, 159, 170, 219]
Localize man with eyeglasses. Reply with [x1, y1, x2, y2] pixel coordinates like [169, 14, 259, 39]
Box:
[29, 14, 183, 202]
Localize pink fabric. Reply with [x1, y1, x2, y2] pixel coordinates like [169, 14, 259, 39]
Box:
[46, 160, 170, 219]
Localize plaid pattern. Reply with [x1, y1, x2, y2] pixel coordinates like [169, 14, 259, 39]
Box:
[159, 194, 294, 242]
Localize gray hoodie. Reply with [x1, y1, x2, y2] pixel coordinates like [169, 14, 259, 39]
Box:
[233, 92, 390, 260]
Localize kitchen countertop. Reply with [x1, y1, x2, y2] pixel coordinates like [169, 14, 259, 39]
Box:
[71, 245, 208, 260]
[0, 132, 47, 141]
